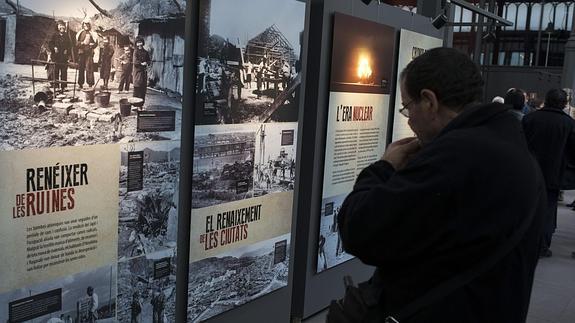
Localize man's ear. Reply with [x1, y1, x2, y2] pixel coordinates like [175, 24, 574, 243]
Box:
[420, 89, 439, 114]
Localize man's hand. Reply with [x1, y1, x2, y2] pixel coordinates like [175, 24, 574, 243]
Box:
[382, 137, 421, 170]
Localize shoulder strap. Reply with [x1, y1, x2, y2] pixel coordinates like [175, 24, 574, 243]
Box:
[385, 196, 540, 323]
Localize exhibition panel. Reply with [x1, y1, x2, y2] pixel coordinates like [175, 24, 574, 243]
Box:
[391, 29, 442, 141]
[0, 0, 185, 321]
[317, 13, 395, 273]
[186, 0, 306, 321]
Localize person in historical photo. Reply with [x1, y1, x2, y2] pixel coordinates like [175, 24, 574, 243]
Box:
[131, 291, 143, 323]
[151, 286, 166, 323]
[76, 19, 98, 89]
[133, 36, 151, 106]
[117, 45, 133, 93]
[118, 254, 177, 322]
[99, 36, 115, 90]
[48, 20, 72, 92]
[86, 286, 99, 322]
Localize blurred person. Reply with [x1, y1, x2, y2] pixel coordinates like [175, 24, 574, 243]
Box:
[523, 88, 575, 257]
[334, 48, 545, 323]
[504, 88, 526, 120]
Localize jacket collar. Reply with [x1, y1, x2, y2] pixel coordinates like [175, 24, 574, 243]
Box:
[437, 102, 510, 138]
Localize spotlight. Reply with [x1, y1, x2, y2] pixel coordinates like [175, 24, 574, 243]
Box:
[432, 13, 448, 29]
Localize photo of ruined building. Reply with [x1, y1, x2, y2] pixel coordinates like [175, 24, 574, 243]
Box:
[195, 0, 306, 125]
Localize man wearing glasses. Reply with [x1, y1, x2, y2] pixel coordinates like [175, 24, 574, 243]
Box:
[336, 48, 545, 322]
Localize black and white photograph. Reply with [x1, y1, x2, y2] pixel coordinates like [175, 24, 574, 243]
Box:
[0, 0, 185, 151]
[187, 234, 290, 322]
[317, 193, 354, 272]
[0, 264, 117, 323]
[118, 141, 180, 261]
[195, 0, 306, 125]
[192, 125, 256, 209]
[253, 122, 297, 196]
[117, 250, 176, 323]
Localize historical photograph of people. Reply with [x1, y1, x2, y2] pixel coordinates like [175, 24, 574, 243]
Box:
[0, 0, 185, 151]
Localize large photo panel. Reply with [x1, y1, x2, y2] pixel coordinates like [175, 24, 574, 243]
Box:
[0, 1, 185, 322]
[316, 13, 395, 272]
[188, 0, 306, 321]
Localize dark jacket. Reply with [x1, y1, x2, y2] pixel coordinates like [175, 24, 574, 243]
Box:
[522, 107, 575, 190]
[133, 47, 151, 87]
[338, 103, 546, 322]
[48, 32, 72, 63]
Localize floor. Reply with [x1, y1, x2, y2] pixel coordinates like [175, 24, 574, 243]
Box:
[303, 191, 575, 323]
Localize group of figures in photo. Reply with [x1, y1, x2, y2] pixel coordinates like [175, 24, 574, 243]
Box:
[0, 0, 183, 151]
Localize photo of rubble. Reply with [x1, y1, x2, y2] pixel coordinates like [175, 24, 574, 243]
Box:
[118, 141, 180, 261]
[187, 234, 290, 322]
[0, 0, 185, 151]
[317, 193, 354, 273]
[192, 125, 256, 209]
[117, 250, 177, 323]
[195, 0, 306, 125]
[253, 122, 297, 196]
[0, 264, 117, 323]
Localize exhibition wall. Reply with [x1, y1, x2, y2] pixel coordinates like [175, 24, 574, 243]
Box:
[0, 0, 445, 322]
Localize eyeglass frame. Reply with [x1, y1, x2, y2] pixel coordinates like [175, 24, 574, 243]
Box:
[399, 99, 416, 117]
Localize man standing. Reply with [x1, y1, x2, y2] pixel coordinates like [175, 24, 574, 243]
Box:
[48, 20, 72, 92]
[150, 287, 165, 323]
[131, 291, 142, 323]
[99, 36, 115, 90]
[522, 88, 575, 257]
[76, 20, 98, 89]
[86, 286, 99, 323]
[132, 37, 151, 106]
[117, 45, 132, 93]
[336, 48, 545, 322]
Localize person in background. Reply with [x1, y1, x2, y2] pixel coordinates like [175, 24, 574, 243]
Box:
[335, 48, 545, 322]
[505, 88, 526, 120]
[132, 36, 151, 106]
[99, 36, 115, 90]
[523, 88, 575, 257]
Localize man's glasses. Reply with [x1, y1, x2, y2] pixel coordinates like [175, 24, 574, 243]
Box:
[399, 100, 415, 118]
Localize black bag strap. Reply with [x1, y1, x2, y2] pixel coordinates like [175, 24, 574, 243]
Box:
[385, 202, 539, 323]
